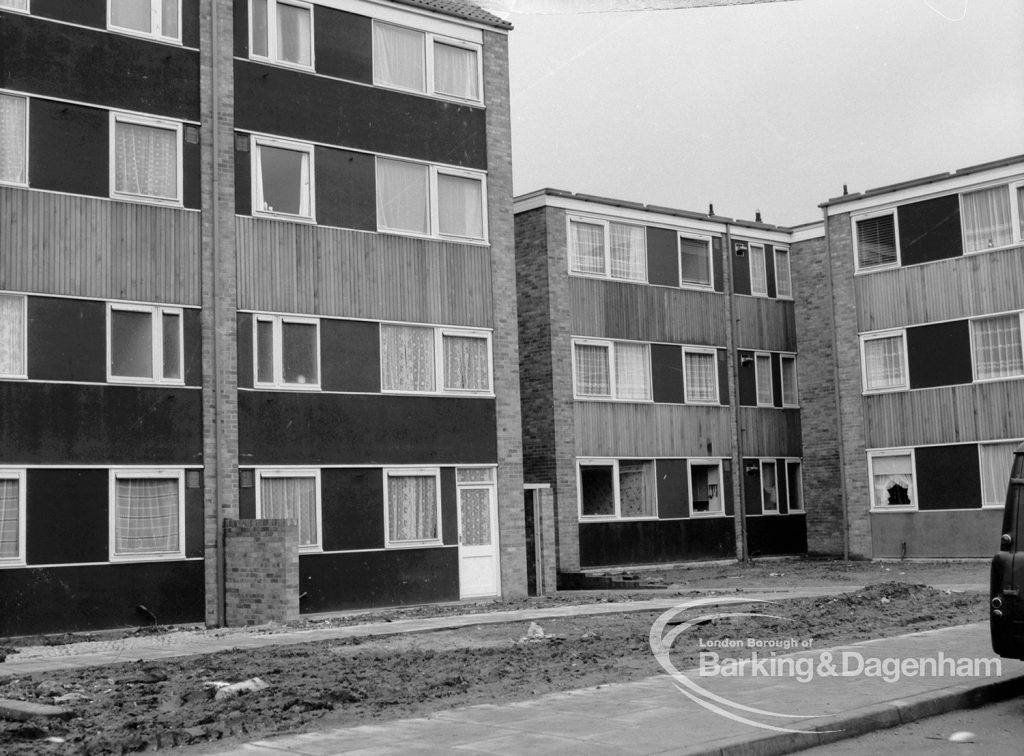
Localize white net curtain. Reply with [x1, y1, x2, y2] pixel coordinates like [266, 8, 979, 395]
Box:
[114, 477, 179, 555]
[864, 336, 905, 390]
[872, 455, 914, 506]
[574, 343, 610, 396]
[570, 220, 605, 274]
[373, 22, 425, 91]
[0, 94, 27, 185]
[377, 158, 429, 234]
[437, 173, 483, 238]
[962, 185, 1012, 252]
[276, 2, 311, 66]
[388, 474, 437, 542]
[443, 334, 488, 391]
[0, 478, 19, 559]
[260, 476, 317, 546]
[609, 223, 645, 280]
[980, 442, 1020, 506]
[972, 315, 1023, 380]
[114, 121, 177, 200]
[0, 294, 25, 376]
[381, 325, 435, 391]
[434, 41, 478, 100]
[685, 352, 716, 402]
[614, 342, 650, 400]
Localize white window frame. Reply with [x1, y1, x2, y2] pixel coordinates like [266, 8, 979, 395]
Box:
[748, 243, 768, 297]
[375, 158, 487, 242]
[255, 468, 322, 552]
[678, 233, 714, 290]
[107, 302, 185, 386]
[960, 182, 1024, 255]
[372, 20, 483, 106]
[571, 338, 652, 403]
[979, 440, 1022, 509]
[682, 347, 719, 405]
[852, 209, 900, 273]
[687, 459, 725, 518]
[383, 467, 443, 548]
[107, 0, 182, 44]
[774, 246, 792, 299]
[785, 459, 804, 512]
[0, 90, 29, 188]
[0, 1, 30, 15]
[0, 292, 27, 379]
[251, 135, 315, 222]
[868, 448, 918, 511]
[0, 468, 26, 567]
[253, 314, 320, 390]
[860, 329, 909, 394]
[108, 468, 186, 562]
[380, 324, 493, 396]
[248, 0, 315, 71]
[565, 215, 647, 282]
[780, 353, 798, 407]
[757, 459, 780, 514]
[109, 112, 183, 206]
[576, 458, 657, 521]
[969, 311, 1024, 383]
[754, 351, 773, 407]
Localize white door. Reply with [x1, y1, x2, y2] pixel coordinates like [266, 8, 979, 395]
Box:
[458, 484, 500, 598]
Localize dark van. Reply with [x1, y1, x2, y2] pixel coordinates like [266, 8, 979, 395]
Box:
[991, 441, 1024, 659]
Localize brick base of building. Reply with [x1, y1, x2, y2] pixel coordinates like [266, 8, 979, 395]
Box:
[223, 518, 298, 627]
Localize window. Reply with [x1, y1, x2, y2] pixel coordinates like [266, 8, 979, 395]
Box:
[980, 441, 1021, 508]
[0, 93, 28, 187]
[252, 136, 313, 220]
[108, 303, 183, 384]
[0, 1, 30, 12]
[786, 461, 803, 511]
[111, 113, 182, 204]
[861, 331, 907, 392]
[760, 460, 779, 513]
[749, 243, 767, 296]
[754, 352, 772, 406]
[109, 0, 180, 43]
[962, 185, 1014, 253]
[373, 21, 482, 104]
[109, 470, 184, 560]
[774, 247, 792, 298]
[0, 293, 27, 379]
[855, 213, 898, 270]
[869, 451, 916, 509]
[254, 314, 319, 389]
[972, 314, 1024, 381]
[381, 324, 492, 395]
[780, 354, 798, 406]
[385, 468, 441, 547]
[250, 0, 313, 69]
[689, 461, 723, 516]
[572, 339, 651, 401]
[578, 459, 655, 519]
[377, 158, 485, 241]
[679, 235, 713, 288]
[683, 349, 718, 404]
[256, 469, 321, 551]
[0, 469, 26, 566]
[567, 217, 646, 282]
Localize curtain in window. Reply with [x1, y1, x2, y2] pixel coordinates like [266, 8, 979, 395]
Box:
[1, 0, 29, 10]
[459, 488, 491, 545]
[864, 336, 905, 390]
[115, 121, 177, 199]
[388, 475, 437, 542]
[381, 325, 435, 391]
[443, 334, 488, 391]
[761, 463, 778, 511]
[749, 245, 767, 295]
[251, 0, 269, 55]
[872, 455, 914, 506]
[115, 478, 179, 554]
[257, 145, 309, 216]
[377, 158, 429, 234]
[685, 352, 716, 402]
[569, 221, 605, 274]
[981, 442, 1020, 506]
[973, 315, 1023, 380]
[614, 342, 650, 400]
[619, 463, 653, 517]
[775, 249, 792, 297]
[434, 42, 478, 100]
[0, 479, 19, 559]
[456, 467, 494, 484]
[755, 354, 772, 404]
[0, 294, 25, 376]
[781, 357, 797, 405]
[609, 223, 646, 280]
[679, 237, 710, 285]
[373, 23, 425, 91]
[261, 476, 317, 546]
[856, 215, 897, 267]
[277, 2, 311, 66]
[111, 0, 151, 33]
[963, 186, 1012, 252]
[438, 173, 483, 239]
[0, 94, 28, 185]
[574, 343, 610, 396]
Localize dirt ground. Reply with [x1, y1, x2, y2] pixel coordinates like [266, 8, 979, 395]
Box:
[0, 558, 991, 754]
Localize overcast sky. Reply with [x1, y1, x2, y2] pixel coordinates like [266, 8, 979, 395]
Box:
[500, 0, 1024, 226]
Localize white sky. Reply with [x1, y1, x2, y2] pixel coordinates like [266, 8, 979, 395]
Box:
[503, 0, 1024, 226]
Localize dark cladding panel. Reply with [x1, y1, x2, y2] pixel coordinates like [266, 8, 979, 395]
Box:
[183, 308, 202, 387]
[907, 320, 973, 389]
[183, 134, 201, 210]
[915, 444, 982, 510]
[441, 468, 458, 546]
[29, 99, 108, 198]
[712, 237, 724, 292]
[237, 313, 253, 389]
[181, 0, 200, 48]
[723, 459, 734, 516]
[646, 226, 679, 287]
[898, 194, 963, 266]
[239, 478, 256, 519]
[233, 0, 248, 56]
[314, 6, 372, 83]
[771, 352, 783, 408]
[776, 458, 789, 514]
[743, 458, 762, 515]
[656, 458, 689, 519]
[321, 468, 385, 551]
[717, 349, 729, 406]
[765, 245, 777, 299]
[185, 486, 203, 558]
[578, 517, 735, 567]
[234, 136, 252, 215]
[314, 146, 377, 231]
[28, 297, 107, 383]
[321, 319, 380, 393]
[651, 343, 684, 404]
[737, 351, 756, 406]
[31, 0, 104, 27]
[234, 60, 486, 169]
[26, 469, 108, 565]
[732, 240, 751, 296]
[746, 514, 807, 557]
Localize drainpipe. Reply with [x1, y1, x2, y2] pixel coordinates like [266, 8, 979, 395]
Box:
[724, 224, 749, 562]
[211, 0, 226, 625]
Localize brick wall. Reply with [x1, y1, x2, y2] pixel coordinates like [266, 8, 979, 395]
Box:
[223, 519, 298, 626]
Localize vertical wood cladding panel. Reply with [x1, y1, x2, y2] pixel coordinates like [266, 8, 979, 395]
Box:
[26, 469, 109, 565]
[313, 6, 372, 83]
[732, 240, 751, 296]
[734, 297, 798, 352]
[573, 403, 732, 458]
[28, 297, 107, 383]
[578, 517, 735, 567]
[646, 226, 678, 287]
[313, 146, 377, 231]
[0, 14, 199, 120]
[29, 99, 108, 198]
[898, 194, 963, 266]
[234, 61, 486, 169]
[651, 343, 684, 404]
[738, 408, 803, 457]
[656, 458, 689, 518]
[321, 319, 381, 393]
[321, 468, 385, 551]
[764, 245, 777, 298]
[0, 188, 201, 304]
[855, 245, 1024, 333]
[236, 217, 492, 326]
[915, 444, 981, 510]
[907, 320, 972, 389]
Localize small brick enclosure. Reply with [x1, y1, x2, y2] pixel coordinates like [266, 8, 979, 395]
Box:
[223, 518, 299, 626]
